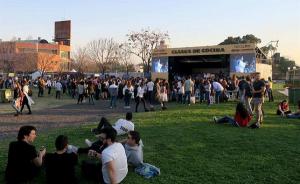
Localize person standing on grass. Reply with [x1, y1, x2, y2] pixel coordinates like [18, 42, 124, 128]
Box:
[55, 80, 63, 99]
[212, 79, 224, 104]
[146, 80, 155, 106]
[204, 80, 211, 105]
[123, 81, 134, 108]
[46, 77, 52, 95]
[159, 80, 168, 110]
[135, 82, 148, 112]
[108, 81, 118, 109]
[77, 80, 85, 104]
[5, 126, 46, 184]
[37, 77, 45, 97]
[244, 75, 253, 115]
[265, 77, 274, 102]
[183, 75, 194, 105]
[249, 72, 265, 129]
[20, 79, 33, 115]
[87, 80, 95, 105]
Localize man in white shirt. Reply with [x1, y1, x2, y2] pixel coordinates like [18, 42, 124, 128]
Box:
[46, 78, 52, 95]
[95, 127, 128, 184]
[212, 80, 224, 104]
[146, 80, 154, 105]
[108, 81, 118, 108]
[183, 76, 194, 105]
[55, 81, 62, 99]
[135, 83, 148, 112]
[113, 112, 134, 135]
[92, 112, 134, 136]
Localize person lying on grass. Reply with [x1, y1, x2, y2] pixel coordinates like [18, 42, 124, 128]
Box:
[277, 100, 291, 116]
[78, 113, 134, 154]
[213, 102, 252, 127]
[287, 100, 300, 119]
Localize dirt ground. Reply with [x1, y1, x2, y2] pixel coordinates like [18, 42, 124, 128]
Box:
[0, 96, 145, 140]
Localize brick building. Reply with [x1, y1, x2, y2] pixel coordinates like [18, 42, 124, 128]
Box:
[0, 20, 71, 73]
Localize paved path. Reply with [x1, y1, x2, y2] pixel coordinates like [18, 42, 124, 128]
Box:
[0, 96, 146, 140]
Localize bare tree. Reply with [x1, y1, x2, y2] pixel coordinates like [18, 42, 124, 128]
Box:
[87, 38, 119, 74]
[0, 42, 17, 73]
[15, 54, 37, 74]
[71, 47, 89, 73]
[126, 28, 169, 73]
[37, 53, 56, 77]
[118, 42, 133, 75]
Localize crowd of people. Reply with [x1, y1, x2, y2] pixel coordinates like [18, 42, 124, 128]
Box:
[2, 71, 300, 183]
[1, 72, 299, 122]
[5, 112, 144, 184]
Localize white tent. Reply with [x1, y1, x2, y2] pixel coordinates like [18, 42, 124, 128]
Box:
[30, 71, 42, 80]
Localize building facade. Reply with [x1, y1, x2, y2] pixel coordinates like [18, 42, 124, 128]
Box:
[0, 20, 71, 74]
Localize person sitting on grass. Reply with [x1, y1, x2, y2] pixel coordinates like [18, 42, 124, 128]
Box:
[44, 135, 78, 184]
[120, 130, 144, 168]
[277, 100, 292, 116]
[88, 127, 128, 184]
[213, 102, 252, 127]
[287, 100, 300, 119]
[5, 126, 46, 184]
[78, 113, 134, 154]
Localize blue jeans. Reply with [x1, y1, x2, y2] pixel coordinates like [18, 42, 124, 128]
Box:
[205, 91, 210, 105]
[215, 91, 222, 104]
[287, 113, 300, 118]
[124, 94, 130, 106]
[110, 96, 117, 107]
[216, 116, 239, 127]
[183, 91, 191, 104]
[200, 92, 205, 103]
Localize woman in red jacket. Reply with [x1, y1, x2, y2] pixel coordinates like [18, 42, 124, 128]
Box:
[213, 102, 252, 127]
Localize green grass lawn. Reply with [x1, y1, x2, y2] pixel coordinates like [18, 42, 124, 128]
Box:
[0, 84, 299, 184]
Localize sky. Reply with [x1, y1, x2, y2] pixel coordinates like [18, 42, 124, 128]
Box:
[0, 0, 299, 64]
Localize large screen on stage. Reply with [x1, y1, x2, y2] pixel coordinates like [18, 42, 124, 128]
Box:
[230, 53, 256, 73]
[152, 57, 168, 73]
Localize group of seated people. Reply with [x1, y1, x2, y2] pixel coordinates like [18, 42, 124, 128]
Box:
[5, 112, 142, 184]
[276, 100, 300, 118]
[213, 99, 300, 129]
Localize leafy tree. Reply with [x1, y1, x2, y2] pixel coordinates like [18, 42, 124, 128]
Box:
[219, 34, 261, 45]
[276, 57, 297, 73]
